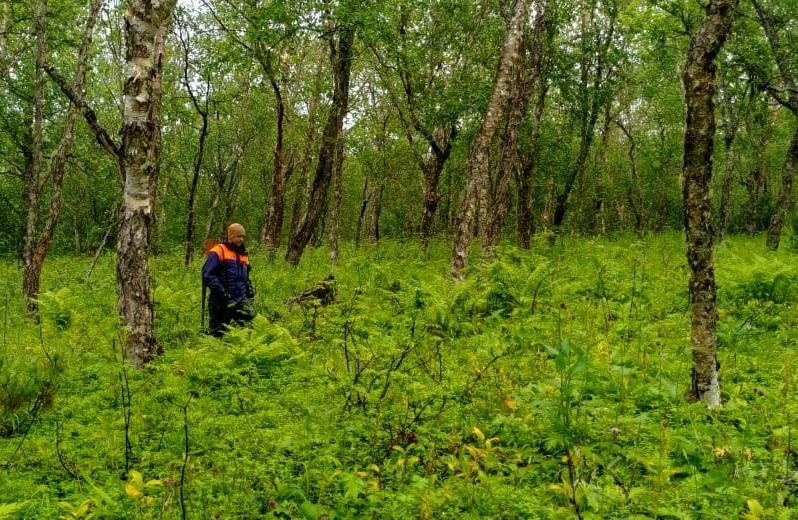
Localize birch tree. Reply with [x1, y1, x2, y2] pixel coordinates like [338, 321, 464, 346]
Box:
[286, 17, 355, 266]
[46, 0, 176, 367]
[450, 0, 530, 279]
[682, 0, 737, 406]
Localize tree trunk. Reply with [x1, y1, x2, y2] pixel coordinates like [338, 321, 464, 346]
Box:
[517, 84, 548, 246]
[204, 179, 221, 241]
[204, 114, 246, 241]
[615, 119, 643, 231]
[261, 76, 289, 252]
[368, 184, 383, 242]
[145, 19, 168, 256]
[451, 0, 529, 278]
[716, 87, 739, 240]
[419, 125, 455, 249]
[743, 165, 769, 234]
[742, 104, 776, 233]
[22, 0, 48, 317]
[355, 177, 370, 246]
[289, 46, 326, 241]
[517, 5, 552, 248]
[0, 2, 7, 67]
[552, 0, 616, 229]
[286, 24, 354, 266]
[751, 0, 798, 250]
[118, 0, 176, 368]
[183, 107, 208, 266]
[484, 13, 541, 249]
[767, 129, 798, 249]
[329, 128, 344, 264]
[682, 0, 737, 407]
[222, 168, 240, 228]
[585, 104, 613, 234]
[177, 18, 210, 267]
[23, 0, 101, 315]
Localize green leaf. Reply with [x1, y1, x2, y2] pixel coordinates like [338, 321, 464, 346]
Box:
[746, 499, 764, 517]
[0, 502, 29, 519]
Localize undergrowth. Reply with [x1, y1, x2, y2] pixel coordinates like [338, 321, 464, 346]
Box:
[1, 233, 798, 518]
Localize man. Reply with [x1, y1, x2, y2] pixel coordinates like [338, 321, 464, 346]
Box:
[202, 223, 256, 336]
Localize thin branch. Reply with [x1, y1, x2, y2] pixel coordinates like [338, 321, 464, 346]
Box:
[56, 421, 80, 480]
[43, 62, 120, 159]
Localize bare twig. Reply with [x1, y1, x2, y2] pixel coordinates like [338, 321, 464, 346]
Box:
[179, 397, 192, 520]
[56, 421, 80, 480]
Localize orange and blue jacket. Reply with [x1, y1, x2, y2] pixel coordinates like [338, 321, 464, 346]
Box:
[201, 242, 254, 303]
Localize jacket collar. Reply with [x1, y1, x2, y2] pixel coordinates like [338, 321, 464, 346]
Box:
[224, 241, 248, 255]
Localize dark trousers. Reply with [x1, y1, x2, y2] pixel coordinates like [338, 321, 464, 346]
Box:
[208, 297, 255, 337]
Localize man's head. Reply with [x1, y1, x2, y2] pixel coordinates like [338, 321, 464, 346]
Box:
[227, 223, 246, 247]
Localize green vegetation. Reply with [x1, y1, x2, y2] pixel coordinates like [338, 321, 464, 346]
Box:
[2, 233, 798, 519]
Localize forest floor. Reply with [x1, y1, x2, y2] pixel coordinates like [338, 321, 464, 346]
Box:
[2, 232, 798, 519]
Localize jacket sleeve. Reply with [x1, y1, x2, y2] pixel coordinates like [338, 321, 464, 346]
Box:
[201, 252, 227, 295]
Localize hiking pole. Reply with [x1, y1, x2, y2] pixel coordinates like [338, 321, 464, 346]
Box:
[201, 280, 207, 331]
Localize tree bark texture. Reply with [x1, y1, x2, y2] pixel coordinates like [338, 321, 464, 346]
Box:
[118, 0, 176, 368]
[0, 2, 8, 70]
[682, 0, 736, 407]
[286, 24, 354, 266]
[450, 0, 529, 278]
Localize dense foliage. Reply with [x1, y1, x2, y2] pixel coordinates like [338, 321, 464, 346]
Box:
[3, 233, 798, 518]
[1, 0, 796, 257]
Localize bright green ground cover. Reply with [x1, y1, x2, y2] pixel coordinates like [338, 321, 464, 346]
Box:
[2, 233, 798, 519]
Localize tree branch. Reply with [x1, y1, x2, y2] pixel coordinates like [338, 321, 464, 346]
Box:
[751, 0, 798, 113]
[766, 85, 794, 111]
[43, 62, 120, 159]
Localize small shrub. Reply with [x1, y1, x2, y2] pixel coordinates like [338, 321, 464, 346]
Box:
[0, 356, 57, 437]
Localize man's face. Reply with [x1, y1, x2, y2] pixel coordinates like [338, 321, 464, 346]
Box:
[229, 227, 246, 247]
